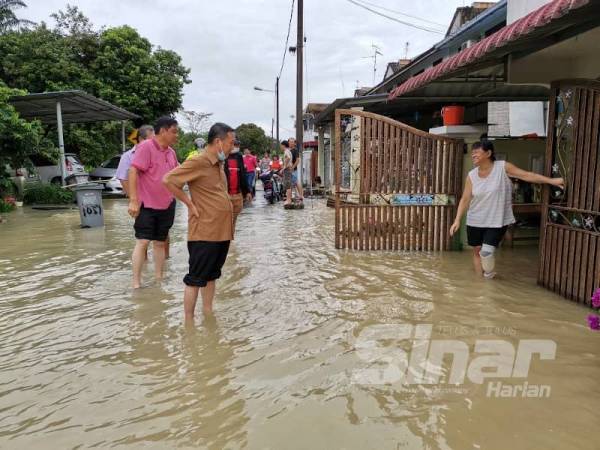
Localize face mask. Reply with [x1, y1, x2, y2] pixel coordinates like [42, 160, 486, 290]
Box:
[231, 147, 240, 154]
[218, 143, 226, 161]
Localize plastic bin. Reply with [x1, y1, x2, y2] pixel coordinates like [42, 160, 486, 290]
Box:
[72, 183, 104, 228]
[441, 106, 465, 126]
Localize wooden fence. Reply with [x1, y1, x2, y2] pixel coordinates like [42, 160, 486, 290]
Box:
[539, 80, 600, 305]
[334, 109, 463, 251]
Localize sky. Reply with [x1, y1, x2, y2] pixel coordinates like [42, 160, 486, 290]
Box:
[22, 0, 466, 136]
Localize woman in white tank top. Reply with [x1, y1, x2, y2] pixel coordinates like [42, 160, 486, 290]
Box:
[450, 141, 564, 279]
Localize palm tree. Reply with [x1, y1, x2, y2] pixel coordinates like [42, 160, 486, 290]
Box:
[0, 0, 35, 33]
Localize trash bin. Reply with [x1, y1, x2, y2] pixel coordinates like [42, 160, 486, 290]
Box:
[72, 183, 104, 228]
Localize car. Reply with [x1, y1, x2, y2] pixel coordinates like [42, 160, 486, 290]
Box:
[28, 153, 89, 185]
[89, 155, 124, 195]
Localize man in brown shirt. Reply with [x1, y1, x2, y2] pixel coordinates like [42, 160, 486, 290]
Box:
[163, 123, 235, 321]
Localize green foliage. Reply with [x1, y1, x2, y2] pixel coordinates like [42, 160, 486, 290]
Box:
[0, 197, 15, 212]
[0, 5, 190, 167]
[0, 81, 52, 171]
[23, 182, 74, 205]
[173, 129, 207, 162]
[0, 0, 35, 34]
[235, 123, 272, 157]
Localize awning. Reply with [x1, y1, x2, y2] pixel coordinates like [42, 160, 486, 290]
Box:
[389, 0, 597, 100]
[8, 90, 139, 124]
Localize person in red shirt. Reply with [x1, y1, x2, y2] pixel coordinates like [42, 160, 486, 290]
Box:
[243, 148, 258, 197]
[224, 144, 252, 227]
[270, 155, 282, 172]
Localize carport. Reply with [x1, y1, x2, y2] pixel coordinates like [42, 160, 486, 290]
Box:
[8, 90, 139, 184]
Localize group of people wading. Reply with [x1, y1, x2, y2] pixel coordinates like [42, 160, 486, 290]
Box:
[119, 116, 564, 324]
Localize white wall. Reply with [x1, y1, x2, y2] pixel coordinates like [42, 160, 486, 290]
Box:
[509, 102, 547, 137]
[507, 0, 551, 23]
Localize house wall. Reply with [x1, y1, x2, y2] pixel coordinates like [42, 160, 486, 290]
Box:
[507, 0, 550, 23]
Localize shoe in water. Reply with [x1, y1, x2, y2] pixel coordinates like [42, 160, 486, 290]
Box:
[483, 271, 496, 279]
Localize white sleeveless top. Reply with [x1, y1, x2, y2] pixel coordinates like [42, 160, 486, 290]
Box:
[466, 160, 515, 228]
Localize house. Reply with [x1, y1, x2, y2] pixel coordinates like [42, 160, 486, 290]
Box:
[315, 0, 600, 304]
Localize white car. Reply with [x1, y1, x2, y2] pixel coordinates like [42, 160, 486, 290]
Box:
[28, 153, 88, 185]
[89, 155, 124, 195]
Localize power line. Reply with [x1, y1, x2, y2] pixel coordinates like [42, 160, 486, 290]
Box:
[278, 0, 296, 79]
[346, 0, 445, 34]
[354, 0, 446, 29]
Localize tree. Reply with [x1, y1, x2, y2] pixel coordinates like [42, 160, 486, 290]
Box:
[0, 0, 34, 34]
[0, 82, 51, 173]
[235, 123, 271, 156]
[179, 110, 213, 136]
[0, 5, 191, 167]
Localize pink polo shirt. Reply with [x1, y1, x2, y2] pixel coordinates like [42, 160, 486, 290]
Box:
[131, 138, 179, 210]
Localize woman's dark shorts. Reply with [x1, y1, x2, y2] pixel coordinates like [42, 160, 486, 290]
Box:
[282, 169, 292, 191]
[467, 225, 508, 248]
[184, 241, 231, 287]
[134, 200, 176, 242]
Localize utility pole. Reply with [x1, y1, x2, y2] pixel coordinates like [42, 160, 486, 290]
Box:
[276, 76, 280, 146]
[296, 0, 304, 183]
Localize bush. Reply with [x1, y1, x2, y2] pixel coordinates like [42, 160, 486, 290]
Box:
[0, 197, 15, 213]
[23, 183, 74, 205]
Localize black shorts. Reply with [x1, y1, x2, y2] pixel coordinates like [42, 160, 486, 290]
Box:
[134, 200, 176, 242]
[467, 225, 508, 248]
[184, 241, 230, 287]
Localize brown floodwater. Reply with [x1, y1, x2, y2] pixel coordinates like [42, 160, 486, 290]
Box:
[1, 194, 599, 450]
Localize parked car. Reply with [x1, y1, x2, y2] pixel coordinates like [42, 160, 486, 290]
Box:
[28, 153, 88, 185]
[89, 155, 124, 195]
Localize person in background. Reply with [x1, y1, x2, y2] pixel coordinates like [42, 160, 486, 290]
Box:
[282, 140, 294, 206]
[450, 140, 564, 279]
[163, 122, 236, 322]
[186, 137, 206, 160]
[270, 154, 282, 172]
[288, 137, 304, 203]
[259, 151, 272, 173]
[116, 125, 154, 196]
[243, 147, 258, 197]
[127, 117, 179, 288]
[224, 141, 252, 228]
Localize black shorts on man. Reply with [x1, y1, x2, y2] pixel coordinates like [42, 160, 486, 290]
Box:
[134, 200, 176, 241]
[183, 241, 230, 287]
[467, 225, 508, 248]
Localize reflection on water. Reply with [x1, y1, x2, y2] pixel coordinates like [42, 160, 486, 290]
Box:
[1, 198, 599, 449]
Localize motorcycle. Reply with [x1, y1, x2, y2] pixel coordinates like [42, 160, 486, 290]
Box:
[259, 169, 283, 204]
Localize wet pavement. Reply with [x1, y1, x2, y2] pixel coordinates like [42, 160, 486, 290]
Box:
[1, 194, 599, 449]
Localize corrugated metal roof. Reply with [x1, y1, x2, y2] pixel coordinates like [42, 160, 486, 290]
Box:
[389, 0, 591, 100]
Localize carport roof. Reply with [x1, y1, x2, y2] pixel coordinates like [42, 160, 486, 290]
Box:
[8, 90, 139, 124]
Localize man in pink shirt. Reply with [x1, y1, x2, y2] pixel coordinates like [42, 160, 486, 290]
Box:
[128, 117, 179, 288]
[243, 147, 258, 198]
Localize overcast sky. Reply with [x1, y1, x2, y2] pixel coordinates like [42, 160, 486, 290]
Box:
[23, 0, 465, 136]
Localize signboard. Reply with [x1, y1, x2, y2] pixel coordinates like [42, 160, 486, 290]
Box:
[390, 194, 454, 206]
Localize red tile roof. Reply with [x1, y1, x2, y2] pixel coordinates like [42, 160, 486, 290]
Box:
[388, 0, 590, 100]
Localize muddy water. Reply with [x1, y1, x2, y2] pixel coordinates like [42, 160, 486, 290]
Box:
[1, 196, 599, 450]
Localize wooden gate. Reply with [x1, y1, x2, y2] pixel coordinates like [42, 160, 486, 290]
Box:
[539, 80, 600, 306]
[334, 109, 463, 251]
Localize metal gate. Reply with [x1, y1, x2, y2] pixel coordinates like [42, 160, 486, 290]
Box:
[334, 109, 463, 251]
[539, 79, 600, 305]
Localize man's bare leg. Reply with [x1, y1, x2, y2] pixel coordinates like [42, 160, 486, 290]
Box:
[184, 285, 200, 323]
[285, 188, 292, 205]
[132, 239, 151, 288]
[164, 236, 170, 259]
[297, 179, 304, 201]
[200, 281, 216, 314]
[153, 240, 167, 281]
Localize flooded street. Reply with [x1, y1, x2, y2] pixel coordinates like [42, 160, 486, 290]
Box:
[1, 195, 599, 450]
